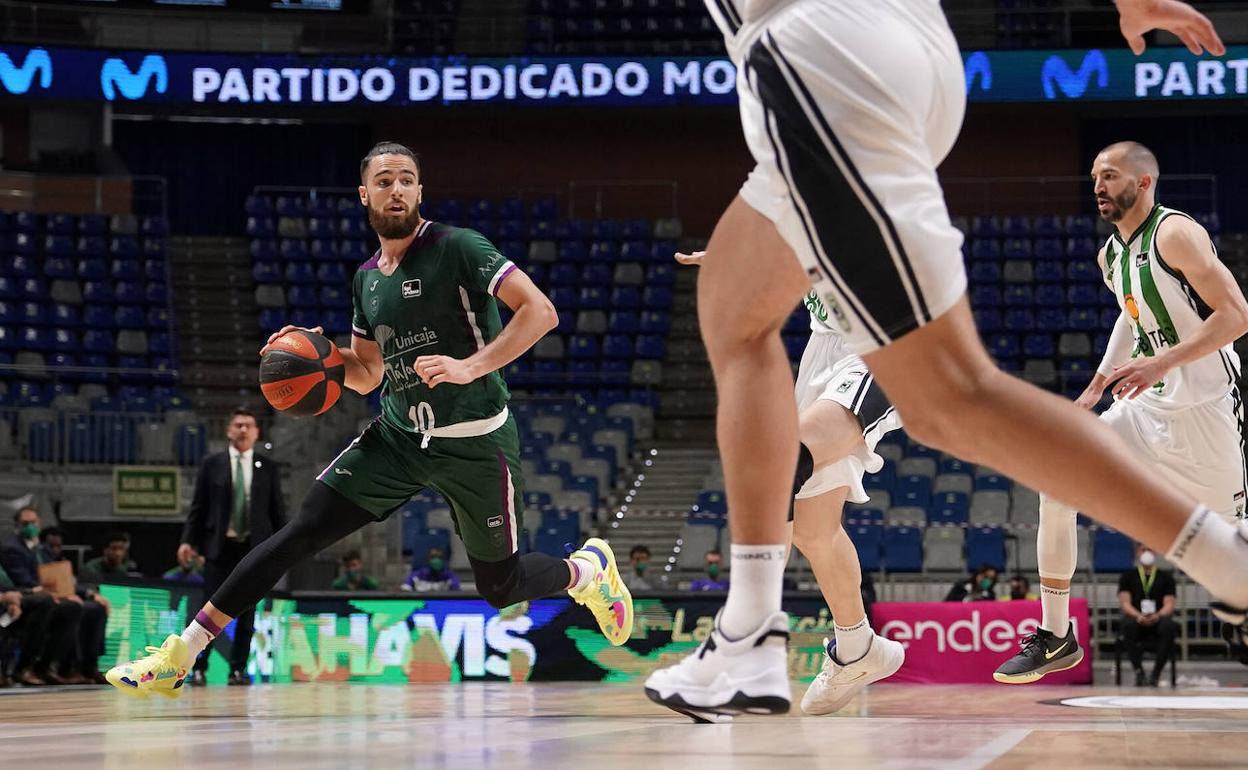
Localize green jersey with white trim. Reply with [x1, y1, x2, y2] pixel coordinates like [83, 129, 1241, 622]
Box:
[1101, 204, 1241, 409]
[352, 220, 516, 433]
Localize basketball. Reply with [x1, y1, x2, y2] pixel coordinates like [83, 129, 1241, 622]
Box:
[258, 329, 345, 416]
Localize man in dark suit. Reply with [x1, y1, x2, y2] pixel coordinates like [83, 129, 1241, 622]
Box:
[180, 407, 285, 686]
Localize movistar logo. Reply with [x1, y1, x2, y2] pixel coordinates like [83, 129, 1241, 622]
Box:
[100, 54, 168, 101]
[0, 48, 52, 95]
[964, 51, 992, 93]
[1042, 49, 1108, 100]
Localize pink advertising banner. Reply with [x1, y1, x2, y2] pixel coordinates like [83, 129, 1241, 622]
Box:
[873, 599, 1092, 684]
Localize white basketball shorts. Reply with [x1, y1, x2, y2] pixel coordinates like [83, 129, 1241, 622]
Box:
[1100, 388, 1247, 522]
[794, 331, 903, 504]
[731, 0, 969, 355]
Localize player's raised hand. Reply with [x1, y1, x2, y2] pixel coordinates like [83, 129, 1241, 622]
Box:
[1117, 0, 1224, 56]
[674, 250, 706, 267]
[414, 355, 477, 388]
[260, 325, 324, 355]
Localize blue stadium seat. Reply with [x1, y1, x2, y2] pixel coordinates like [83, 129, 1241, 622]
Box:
[642, 287, 672, 308]
[550, 263, 579, 286]
[973, 309, 1002, 332]
[848, 525, 883, 571]
[971, 216, 1000, 239]
[639, 311, 670, 334]
[307, 217, 337, 239]
[309, 240, 337, 261]
[110, 237, 140, 259]
[320, 285, 350, 308]
[1034, 284, 1064, 307]
[929, 491, 970, 525]
[19, 327, 50, 351]
[882, 527, 923, 572]
[645, 264, 675, 286]
[1093, 528, 1136, 573]
[1067, 284, 1100, 306]
[1023, 333, 1055, 358]
[1033, 238, 1063, 259]
[558, 241, 588, 262]
[987, 333, 1020, 359]
[288, 286, 319, 308]
[693, 490, 727, 515]
[608, 311, 639, 334]
[1033, 260, 1064, 283]
[568, 335, 599, 359]
[83, 330, 113, 354]
[410, 528, 455, 562]
[1067, 309, 1099, 331]
[609, 287, 640, 309]
[246, 216, 275, 237]
[78, 236, 107, 258]
[970, 262, 1001, 284]
[316, 263, 347, 285]
[635, 335, 666, 359]
[280, 240, 310, 261]
[970, 286, 1001, 308]
[1065, 215, 1095, 236]
[1002, 286, 1032, 307]
[175, 424, 207, 466]
[602, 334, 633, 359]
[285, 262, 316, 284]
[1003, 238, 1032, 260]
[115, 282, 144, 304]
[115, 306, 144, 329]
[895, 475, 932, 509]
[581, 263, 611, 285]
[250, 239, 278, 261]
[12, 232, 36, 256]
[1003, 309, 1034, 332]
[1033, 215, 1062, 237]
[142, 238, 165, 258]
[19, 301, 48, 326]
[1036, 308, 1066, 332]
[970, 239, 1001, 260]
[1067, 260, 1101, 283]
[966, 527, 1006, 570]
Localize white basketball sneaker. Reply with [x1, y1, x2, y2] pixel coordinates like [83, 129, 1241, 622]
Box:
[800, 634, 905, 715]
[644, 611, 791, 723]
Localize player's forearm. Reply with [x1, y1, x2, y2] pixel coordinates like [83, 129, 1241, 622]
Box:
[464, 300, 558, 380]
[339, 346, 383, 394]
[1096, 313, 1134, 377]
[1159, 307, 1248, 371]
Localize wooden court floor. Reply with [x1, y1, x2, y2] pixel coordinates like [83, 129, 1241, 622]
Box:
[3, 681, 1247, 769]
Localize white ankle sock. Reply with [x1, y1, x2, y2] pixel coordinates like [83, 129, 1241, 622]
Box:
[567, 556, 596, 592]
[719, 544, 786, 639]
[832, 617, 872, 664]
[1166, 505, 1248, 608]
[1039, 585, 1070, 636]
[180, 620, 217, 664]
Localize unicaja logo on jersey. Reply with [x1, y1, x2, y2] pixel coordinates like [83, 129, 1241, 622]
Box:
[1041, 50, 1108, 100]
[0, 48, 52, 95]
[100, 54, 168, 100]
[1124, 294, 1140, 321]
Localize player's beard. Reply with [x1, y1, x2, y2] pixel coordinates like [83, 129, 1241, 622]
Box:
[1096, 188, 1137, 223]
[368, 201, 422, 239]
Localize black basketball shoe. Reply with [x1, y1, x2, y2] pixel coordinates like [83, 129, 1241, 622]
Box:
[992, 622, 1083, 684]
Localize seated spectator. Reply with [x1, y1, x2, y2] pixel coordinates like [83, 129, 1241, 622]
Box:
[1003, 574, 1038, 601]
[331, 550, 380, 591]
[36, 525, 65, 566]
[1118, 542, 1178, 687]
[80, 531, 139, 584]
[689, 550, 729, 591]
[34, 525, 111, 684]
[625, 545, 652, 592]
[0, 507, 83, 685]
[402, 547, 461, 592]
[0, 567, 24, 688]
[162, 548, 205, 584]
[945, 564, 999, 602]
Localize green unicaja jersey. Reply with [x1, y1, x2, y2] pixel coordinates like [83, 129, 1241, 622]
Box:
[352, 220, 517, 433]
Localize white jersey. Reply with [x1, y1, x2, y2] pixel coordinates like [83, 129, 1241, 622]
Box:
[1102, 204, 1241, 411]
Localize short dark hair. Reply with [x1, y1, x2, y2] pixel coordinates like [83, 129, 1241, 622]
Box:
[1011, 574, 1029, 587]
[630, 545, 650, 558]
[706, 550, 721, 558]
[360, 141, 420, 181]
[39, 525, 64, 542]
[343, 550, 362, 564]
[14, 506, 37, 524]
[230, 407, 256, 422]
[104, 530, 130, 547]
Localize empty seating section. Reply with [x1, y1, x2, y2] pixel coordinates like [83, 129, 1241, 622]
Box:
[695, 429, 1140, 575]
[248, 188, 680, 408]
[525, 0, 723, 55]
[0, 210, 203, 465]
[397, 398, 650, 556]
[518, 1, 1066, 55]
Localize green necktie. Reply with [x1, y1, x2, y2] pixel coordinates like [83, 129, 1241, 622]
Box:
[232, 454, 248, 539]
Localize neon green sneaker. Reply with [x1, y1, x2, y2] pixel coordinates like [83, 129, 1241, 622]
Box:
[106, 634, 191, 699]
[568, 537, 634, 646]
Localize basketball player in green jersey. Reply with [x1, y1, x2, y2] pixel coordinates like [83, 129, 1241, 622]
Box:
[105, 142, 633, 698]
[995, 141, 1248, 685]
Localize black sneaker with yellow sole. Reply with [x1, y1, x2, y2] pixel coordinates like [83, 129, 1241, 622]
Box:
[992, 622, 1082, 684]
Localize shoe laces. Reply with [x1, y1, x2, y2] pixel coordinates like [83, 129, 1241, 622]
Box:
[1016, 632, 1049, 656]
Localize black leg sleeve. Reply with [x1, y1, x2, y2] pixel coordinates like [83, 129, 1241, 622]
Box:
[1153, 617, 1179, 676]
[210, 481, 375, 618]
[469, 552, 573, 609]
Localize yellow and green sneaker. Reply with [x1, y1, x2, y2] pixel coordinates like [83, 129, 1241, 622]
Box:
[568, 537, 634, 646]
[106, 634, 191, 699]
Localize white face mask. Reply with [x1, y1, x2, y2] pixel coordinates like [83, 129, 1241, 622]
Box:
[1139, 550, 1156, 567]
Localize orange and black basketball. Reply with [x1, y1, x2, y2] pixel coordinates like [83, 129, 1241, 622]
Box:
[259, 329, 345, 416]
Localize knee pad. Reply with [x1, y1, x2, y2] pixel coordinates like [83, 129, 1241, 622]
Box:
[792, 442, 815, 498]
[469, 553, 522, 609]
[1037, 494, 1079, 581]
